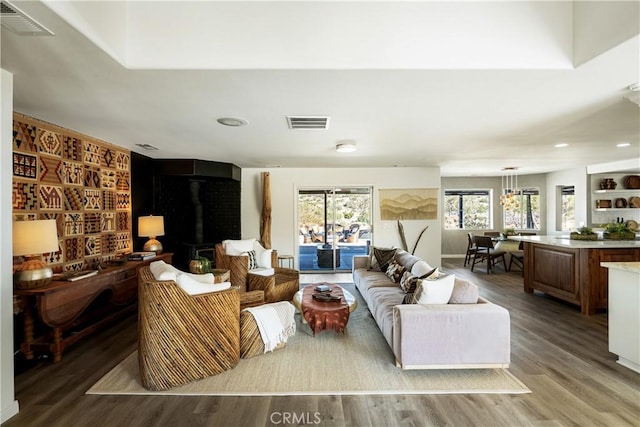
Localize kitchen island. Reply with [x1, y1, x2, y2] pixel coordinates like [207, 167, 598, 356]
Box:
[511, 236, 640, 315]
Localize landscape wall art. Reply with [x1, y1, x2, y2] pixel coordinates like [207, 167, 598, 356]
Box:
[379, 188, 438, 220]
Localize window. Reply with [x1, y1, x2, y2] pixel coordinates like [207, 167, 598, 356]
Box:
[503, 187, 541, 230]
[444, 190, 491, 230]
[559, 185, 575, 231]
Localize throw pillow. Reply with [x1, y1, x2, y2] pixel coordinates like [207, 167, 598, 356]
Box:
[252, 241, 273, 268]
[369, 246, 397, 272]
[400, 268, 437, 293]
[385, 260, 405, 283]
[411, 268, 456, 305]
[449, 279, 479, 304]
[246, 250, 258, 270]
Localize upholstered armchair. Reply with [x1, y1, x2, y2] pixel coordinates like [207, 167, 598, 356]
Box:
[215, 239, 299, 305]
[137, 266, 240, 391]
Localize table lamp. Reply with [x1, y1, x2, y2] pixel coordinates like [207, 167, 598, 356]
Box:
[13, 219, 59, 289]
[138, 215, 164, 254]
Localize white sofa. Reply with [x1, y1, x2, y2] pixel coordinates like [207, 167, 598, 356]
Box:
[352, 250, 511, 369]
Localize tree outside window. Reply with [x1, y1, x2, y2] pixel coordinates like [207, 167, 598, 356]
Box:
[503, 187, 541, 230]
[444, 190, 491, 230]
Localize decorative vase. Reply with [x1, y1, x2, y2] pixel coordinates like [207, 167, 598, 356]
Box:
[189, 258, 211, 274]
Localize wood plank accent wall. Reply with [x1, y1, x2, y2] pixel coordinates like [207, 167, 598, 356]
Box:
[12, 113, 132, 272]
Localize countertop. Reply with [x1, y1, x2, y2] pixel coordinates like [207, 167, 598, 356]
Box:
[600, 262, 640, 273]
[509, 235, 640, 249]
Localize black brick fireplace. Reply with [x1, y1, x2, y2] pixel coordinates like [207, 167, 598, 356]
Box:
[132, 154, 241, 270]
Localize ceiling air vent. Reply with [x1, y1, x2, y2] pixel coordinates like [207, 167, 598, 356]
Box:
[286, 116, 330, 130]
[1, 1, 54, 36]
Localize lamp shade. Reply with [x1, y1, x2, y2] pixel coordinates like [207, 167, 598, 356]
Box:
[138, 215, 165, 237]
[13, 219, 59, 256]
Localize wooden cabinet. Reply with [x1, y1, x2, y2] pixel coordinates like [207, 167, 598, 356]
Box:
[15, 253, 172, 362]
[523, 241, 640, 315]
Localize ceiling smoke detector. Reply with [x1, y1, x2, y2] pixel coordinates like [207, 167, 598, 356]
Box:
[1, 1, 54, 36]
[287, 116, 330, 130]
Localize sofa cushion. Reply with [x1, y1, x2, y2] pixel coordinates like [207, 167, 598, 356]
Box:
[369, 246, 397, 272]
[411, 260, 434, 277]
[449, 279, 479, 304]
[385, 260, 405, 283]
[249, 267, 275, 277]
[394, 250, 422, 271]
[367, 286, 405, 347]
[412, 269, 455, 304]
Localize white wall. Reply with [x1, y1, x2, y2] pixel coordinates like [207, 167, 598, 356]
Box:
[1, 69, 19, 422]
[546, 167, 588, 235]
[241, 167, 442, 268]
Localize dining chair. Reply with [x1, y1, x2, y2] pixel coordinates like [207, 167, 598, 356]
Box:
[464, 232, 477, 267]
[508, 232, 535, 275]
[471, 235, 507, 274]
[507, 241, 525, 275]
[483, 231, 501, 238]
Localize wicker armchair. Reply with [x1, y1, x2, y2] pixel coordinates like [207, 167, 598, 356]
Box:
[215, 242, 284, 308]
[248, 267, 300, 304]
[215, 242, 277, 287]
[137, 266, 240, 391]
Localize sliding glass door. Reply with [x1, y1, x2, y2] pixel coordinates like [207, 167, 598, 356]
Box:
[297, 187, 372, 272]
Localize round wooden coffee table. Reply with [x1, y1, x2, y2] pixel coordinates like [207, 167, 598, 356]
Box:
[292, 284, 357, 325]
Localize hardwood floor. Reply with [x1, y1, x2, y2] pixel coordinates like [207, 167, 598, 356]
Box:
[5, 258, 639, 427]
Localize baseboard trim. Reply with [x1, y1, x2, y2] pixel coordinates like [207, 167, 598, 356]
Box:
[396, 360, 510, 370]
[1, 400, 19, 423]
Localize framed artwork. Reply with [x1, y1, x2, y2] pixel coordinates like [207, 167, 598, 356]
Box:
[379, 188, 438, 220]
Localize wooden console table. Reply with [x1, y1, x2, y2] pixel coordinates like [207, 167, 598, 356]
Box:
[15, 253, 172, 362]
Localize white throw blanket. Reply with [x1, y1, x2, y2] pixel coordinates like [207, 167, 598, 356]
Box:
[244, 302, 296, 353]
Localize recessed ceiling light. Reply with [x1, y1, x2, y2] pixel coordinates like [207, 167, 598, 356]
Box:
[554, 143, 569, 148]
[217, 117, 248, 127]
[616, 142, 631, 147]
[336, 142, 357, 153]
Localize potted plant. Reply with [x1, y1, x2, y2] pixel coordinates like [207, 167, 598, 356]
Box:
[570, 226, 598, 241]
[502, 228, 516, 237]
[602, 223, 636, 240]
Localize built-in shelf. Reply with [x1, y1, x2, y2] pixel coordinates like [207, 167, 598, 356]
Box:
[594, 189, 640, 194]
[595, 208, 640, 212]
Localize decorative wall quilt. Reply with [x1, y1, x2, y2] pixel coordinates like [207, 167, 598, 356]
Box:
[12, 113, 132, 272]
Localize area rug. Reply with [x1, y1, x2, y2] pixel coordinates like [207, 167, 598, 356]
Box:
[87, 284, 530, 396]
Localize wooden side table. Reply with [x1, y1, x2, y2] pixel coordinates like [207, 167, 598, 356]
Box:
[277, 255, 294, 268]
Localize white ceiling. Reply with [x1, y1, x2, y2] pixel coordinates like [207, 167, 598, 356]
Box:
[1, 0, 639, 176]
